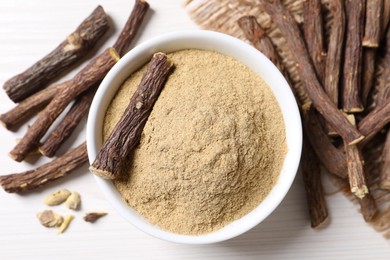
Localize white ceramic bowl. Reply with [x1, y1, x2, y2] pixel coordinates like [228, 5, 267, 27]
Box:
[87, 30, 302, 244]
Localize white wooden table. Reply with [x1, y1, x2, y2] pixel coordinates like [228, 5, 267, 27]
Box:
[0, 1, 389, 259]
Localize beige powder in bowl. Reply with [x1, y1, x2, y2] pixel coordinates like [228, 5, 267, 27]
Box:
[103, 49, 287, 235]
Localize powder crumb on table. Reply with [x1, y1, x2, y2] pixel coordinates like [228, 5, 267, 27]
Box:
[104, 49, 287, 235]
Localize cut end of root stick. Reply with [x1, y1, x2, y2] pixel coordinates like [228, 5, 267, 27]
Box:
[379, 180, 390, 191]
[89, 166, 115, 180]
[0, 117, 8, 129]
[8, 152, 22, 162]
[343, 107, 364, 114]
[348, 135, 365, 146]
[301, 101, 312, 112]
[108, 47, 120, 62]
[154, 52, 173, 67]
[362, 38, 379, 48]
[351, 185, 369, 199]
[312, 215, 330, 230]
[38, 147, 51, 158]
[327, 131, 339, 137]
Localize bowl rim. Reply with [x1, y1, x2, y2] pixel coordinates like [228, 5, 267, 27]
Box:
[87, 30, 302, 244]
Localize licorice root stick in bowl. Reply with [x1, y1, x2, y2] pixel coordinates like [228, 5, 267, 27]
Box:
[89, 52, 174, 180]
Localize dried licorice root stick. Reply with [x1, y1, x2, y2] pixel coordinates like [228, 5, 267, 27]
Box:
[345, 142, 368, 199]
[3, 6, 109, 103]
[361, 49, 377, 106]
[259, 0, 364, 145]
[113, 0, 149, 56]
[376, 84, 390, 111]
[303, 108, 347, 179]
[376, 61, 390, 189]
[302, 139, 329, 228]
[342, 0, 365, 113]
[361, 3, 390, 106]
[324, 0, 345, 111]
[373, 25, 390, 109]
[90, 53, 174, 180]
[0, 83, 65, 130]
[380, 130, 390, 190]
[358, 102, 390, 142]
[377, 54, 390, 190]
[9, 48, 119, 162]
[39, 86, 98, 158]
[383, 0, 390, 32]
[363, 0, 383, 47]
[0, 142, 87, 193]
[344, 114, 368, 199]
[303, 0, 331, 136]
[8, 0, 150, 162]
[303, 0, 325, 83]
[322, 0, 345, 135]
[237, 16, 284, 71]
[236, 16, 312, 109]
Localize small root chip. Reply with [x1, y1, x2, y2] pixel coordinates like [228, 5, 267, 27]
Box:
[37, 210, 63, 227]
[65, 192, 81, 210]
[84, 212, 107, 223]
[44, 189, 71, 206]
[57, 214, 74, 234]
